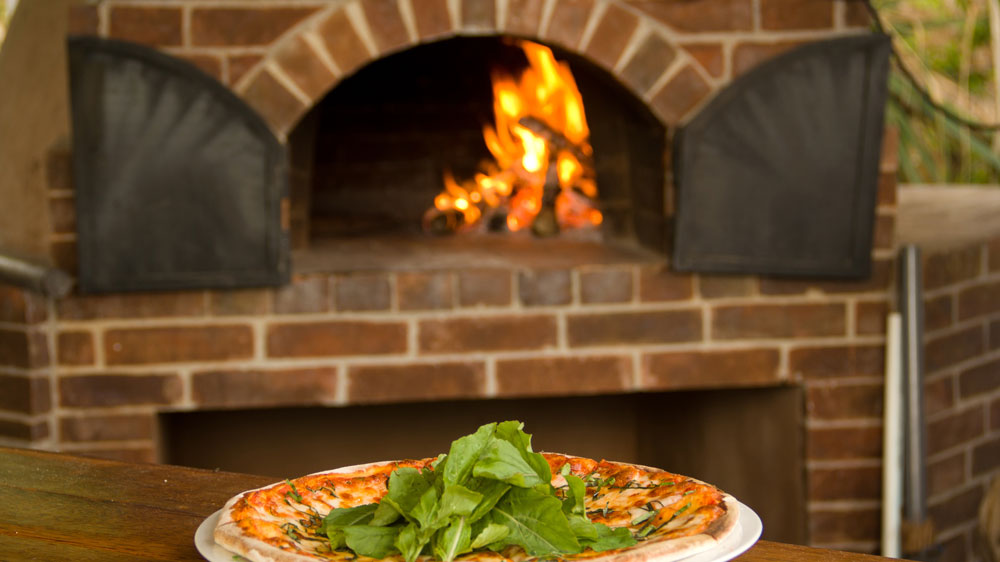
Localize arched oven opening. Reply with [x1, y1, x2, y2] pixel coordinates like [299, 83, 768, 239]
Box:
[287, 35, 667, 272]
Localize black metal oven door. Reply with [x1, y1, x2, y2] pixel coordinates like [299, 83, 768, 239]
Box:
[68, 36, 289, 293]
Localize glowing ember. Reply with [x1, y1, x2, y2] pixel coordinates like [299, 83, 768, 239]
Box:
[425, 40, 601, 237]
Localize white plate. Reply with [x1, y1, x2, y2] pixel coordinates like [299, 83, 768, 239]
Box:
[196, 501, 762, 562]
[680, 500, 763, 562]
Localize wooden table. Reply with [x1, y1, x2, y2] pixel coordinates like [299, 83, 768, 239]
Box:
[0, 447, 897, 562]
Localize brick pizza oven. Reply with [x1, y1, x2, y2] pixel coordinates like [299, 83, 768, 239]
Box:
[6, 1, 996, 559]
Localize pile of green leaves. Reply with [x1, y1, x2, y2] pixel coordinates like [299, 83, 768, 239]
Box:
[319, 421, 635, 562]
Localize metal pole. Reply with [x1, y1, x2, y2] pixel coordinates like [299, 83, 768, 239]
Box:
[899, 244, 929, 558]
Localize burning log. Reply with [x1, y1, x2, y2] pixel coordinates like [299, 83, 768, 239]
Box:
[425, 40, 603, 237]
[517, 116, 592, 165]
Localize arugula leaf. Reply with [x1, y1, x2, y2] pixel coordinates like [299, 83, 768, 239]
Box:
[342, 525, 401, 558]
[323, 421, 634, 562]
[567, 513, 599, 541]
[374, 467, 432, 525]
[438, 483, 484, 519]
[494, 421, 551, 486]
[441, 422, 496, 485]
[486, 487, 581, 555]
[395, 524, 428, 562]
[321, 503, 377, 537]
[411, 486, 441, 530]
[433, 517, 472, 562]
[580, 523, 637, 552]
[473, 439, 545, 488]
[470, 522, 509, 549]
[466, 477, 510, 522]
[562, 473, 587, 516]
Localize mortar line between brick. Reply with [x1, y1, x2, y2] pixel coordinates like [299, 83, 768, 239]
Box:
[0, 410, 46, 424]
[510, 271, 522, 310]
[57, 439, 162, 452]
[220, 52, 231, 84]
[803, 376, 887, 387]
[555, 311, 567, 350]
[844, 297, 857, 338]
[701, 306, 711, 343]
[641, 51, 686, 104]
[445, 0, 460, 30]
[389, 272, 400, 312]
[923, 277, 1000, 302]
[927, 479, 993, 508]
[49, 336, 886, 375]
[266, 61, 313, 106]
[303, 29, 343, 77]
[484, 357, 497, 397]
[805, 418, 882, 429]
[407, 318, 419, 357]
[181, 4, 192, 48]
[577, 0, 608, 52]
[98, 2, 110, 37]
[777, 342, 791, 381]
[925, 389, 998, 425]
[751, 0, 761, 32]
[807, 458, 882, 469]
[105, 1, 330, 6]
[163, 46, 271, 57]
[496, 0, 509, 33]
[396, 0, 418, 42]
[335, 360, 349, 405]
[177, 368, 193, 408]
[538, 0, 557, 38]
[345, 0, 379, 57]
[925, 316, 996, 349]
[93, 325, 107, 369]
[927, 521, 979, 547]
[808, 499, 881, 511]
[56, 404, 185, 417]
[925, 437, 996, 472]
[251, 317, 268, 362]
[613, 14, 649, 74]
[631, 349, 641, 390]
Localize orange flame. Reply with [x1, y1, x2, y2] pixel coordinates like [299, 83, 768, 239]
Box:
[428, 40, 600, 235]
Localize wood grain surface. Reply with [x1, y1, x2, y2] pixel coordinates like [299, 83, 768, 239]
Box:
[0, 447, 900, 562]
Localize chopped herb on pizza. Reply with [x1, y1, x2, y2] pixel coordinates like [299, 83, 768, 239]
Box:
[213, 421, 739, 562]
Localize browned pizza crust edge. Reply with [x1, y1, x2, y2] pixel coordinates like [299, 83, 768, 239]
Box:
[214, 461, 395, 562]
[214, 494, 319, 562]
[602, 494, 740, 562]
[212, 459, 741, 562]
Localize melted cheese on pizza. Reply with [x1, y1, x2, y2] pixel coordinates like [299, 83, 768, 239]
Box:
[222, 454, 726, 561]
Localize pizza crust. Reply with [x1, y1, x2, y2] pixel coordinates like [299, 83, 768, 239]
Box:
[214, 461, 397, 562]
[213, 457, 742, 562]
[604, 495, 739, 562]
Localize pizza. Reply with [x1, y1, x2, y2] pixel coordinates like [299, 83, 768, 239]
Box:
[212, 424, 739, 562]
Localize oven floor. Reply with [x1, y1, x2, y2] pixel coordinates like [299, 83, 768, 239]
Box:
[293, 235, 663, 273]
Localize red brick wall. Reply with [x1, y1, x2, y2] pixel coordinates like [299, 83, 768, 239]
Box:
[920, 238, 1000, 562]
[15, 0, 915, 554]
[3, 145, 899, 552]
[0, 286, 51, 444]
[67, 0, 872, 137]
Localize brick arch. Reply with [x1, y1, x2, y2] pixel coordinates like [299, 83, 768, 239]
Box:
[234, 0, 715, 139]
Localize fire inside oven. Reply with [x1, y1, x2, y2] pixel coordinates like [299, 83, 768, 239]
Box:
[292, 36, 666, 253]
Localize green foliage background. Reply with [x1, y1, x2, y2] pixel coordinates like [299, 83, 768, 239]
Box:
[876, 0, 1000, 183]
